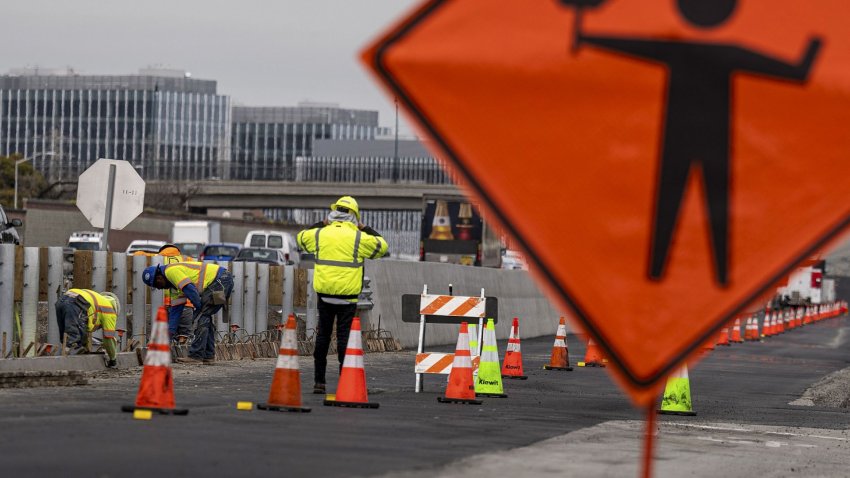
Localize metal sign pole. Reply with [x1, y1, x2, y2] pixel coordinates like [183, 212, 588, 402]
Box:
[101, 164, 116, 251]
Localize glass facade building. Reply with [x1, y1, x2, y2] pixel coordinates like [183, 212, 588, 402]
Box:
[0, 68, 231, 181]
[230, 104, 389, 180]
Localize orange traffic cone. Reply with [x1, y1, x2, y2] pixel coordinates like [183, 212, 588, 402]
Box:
[762, 311, 771, 337]
[502, 317, 528, 379]
[438, 321, 483, 404]
[716, 327, 730, 346]
[257, 314, 310, 413]
[730, 318, 743, 343]
[744, 317, 755, 341]
[324, 317, 378, 408]
[579, 337, 607, 367]
[543, 317, 573, 371]
[122, 307, 188, 415]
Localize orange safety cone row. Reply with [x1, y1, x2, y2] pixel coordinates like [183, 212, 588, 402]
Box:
[324, 317, 379, 409]
[543, 317, 573, 371]
[122, 307, 188, 415]
[438, 321, 483, 404]
[730, 318, 743, 343]
[501, 317, 528, 379]
[716, 326, 730, 346]
[258, 314, 310, 413]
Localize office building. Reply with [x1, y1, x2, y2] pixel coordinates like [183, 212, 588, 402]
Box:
[0, 67, 231, 181]
[230, 103, 389, 180]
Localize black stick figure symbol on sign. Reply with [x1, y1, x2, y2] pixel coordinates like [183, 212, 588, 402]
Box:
[557, 0, 821, 286]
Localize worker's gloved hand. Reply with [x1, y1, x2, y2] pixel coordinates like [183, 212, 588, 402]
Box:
[106, 358, 118, 368]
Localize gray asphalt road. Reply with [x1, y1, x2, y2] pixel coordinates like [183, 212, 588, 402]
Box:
[0, 316, 847, 478]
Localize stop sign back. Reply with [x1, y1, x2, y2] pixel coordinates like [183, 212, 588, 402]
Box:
[76, 159, 145, 230]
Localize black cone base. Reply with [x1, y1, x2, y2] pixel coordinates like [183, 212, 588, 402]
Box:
[324, 400, 380, 409]
[502, 374, 528, 380]
[658, 409, 697, 416]
[257, 403, 312, 413]
[543, 365, 573, 371]
[121, 405, 189, 415]
[475, 392, 508, 398]
[437, 396, 483, 405]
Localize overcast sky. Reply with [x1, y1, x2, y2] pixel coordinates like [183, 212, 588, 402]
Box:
[0, 0, 419, 130]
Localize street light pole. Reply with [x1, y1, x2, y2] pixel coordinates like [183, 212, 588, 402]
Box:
[14, 152, 56, 209]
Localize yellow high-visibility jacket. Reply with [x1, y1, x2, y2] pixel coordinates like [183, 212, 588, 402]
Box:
[159, 248, 194, 308]
[163, 262, 220, 292]
[66, 288, 118, 360]
[297, 220, 388, 301]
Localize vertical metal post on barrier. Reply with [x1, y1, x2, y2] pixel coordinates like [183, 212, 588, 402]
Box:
[416, 283, 428, 393]
[0, 245, 13, 358]
[282, 265, 294, 320]
[91, 251, 107, 291]
[230, 261, 244, 331]
[91, 251, 107, 345]
[149, 256, 164, 336]
[306, 269, 316, 332]
[131, 255, 147, 343]
[47, 247, 64, 346]
[22, 247, 39, 357]
[213, 261, 226, 331]
[243, 261, 257, 335]
[112, 252, 127, 337]
[256, 263, 269, 333]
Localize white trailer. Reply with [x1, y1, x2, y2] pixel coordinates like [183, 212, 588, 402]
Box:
[171, 221, 221, 245]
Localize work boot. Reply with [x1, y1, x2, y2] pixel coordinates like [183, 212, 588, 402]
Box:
[176, 356, 202, 364]
[313, 383, 326, 394]
[202, 358, 215, 365]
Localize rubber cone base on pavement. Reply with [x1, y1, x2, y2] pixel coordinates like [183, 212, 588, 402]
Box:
[437, 395, 483, 404]
[257, 402, 311, 413]
[543, 364, 573, 371]
[324, 397, 380, 409]
[502, 373, 528, 380]
[121, 405, 189, 415]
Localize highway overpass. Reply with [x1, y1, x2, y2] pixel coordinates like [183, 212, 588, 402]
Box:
[183, 180, 464, 211]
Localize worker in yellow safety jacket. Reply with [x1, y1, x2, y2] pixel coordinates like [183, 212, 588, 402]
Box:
[297, 195, 389, 394]
[143, 261, 233, 364]
[55, 289, 120, 367]
[158, 244, 195, 340]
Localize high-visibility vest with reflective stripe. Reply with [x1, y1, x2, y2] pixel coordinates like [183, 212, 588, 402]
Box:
[159, 252, 195, 308]
[297, 221, 388, 300]
[67, 288, 117, 339]
[163, 262, 220, 293]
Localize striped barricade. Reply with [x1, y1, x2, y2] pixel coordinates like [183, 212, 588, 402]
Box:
[402, 285, 498, 393]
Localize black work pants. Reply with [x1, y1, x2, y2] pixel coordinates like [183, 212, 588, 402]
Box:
[313, 299, 356, 384]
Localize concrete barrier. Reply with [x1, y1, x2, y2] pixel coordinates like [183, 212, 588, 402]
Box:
[0, 352, 140, 373]
[365, 260, 567, 348]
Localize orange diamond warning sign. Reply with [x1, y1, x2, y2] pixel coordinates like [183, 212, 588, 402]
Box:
[363, 0, 850, 404]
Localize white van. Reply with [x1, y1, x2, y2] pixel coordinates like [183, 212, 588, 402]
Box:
[243, 230, 298, 265]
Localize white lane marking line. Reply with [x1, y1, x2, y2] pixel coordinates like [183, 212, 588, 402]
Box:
[666, 423, 751, 432]
[763, 431, 849, 441]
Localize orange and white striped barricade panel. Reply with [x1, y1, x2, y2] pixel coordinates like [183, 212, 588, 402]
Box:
[415, 353, 480, 375]
[401, 285, 498, 393]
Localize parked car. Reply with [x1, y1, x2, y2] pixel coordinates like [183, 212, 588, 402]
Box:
[125, 240, 167, 255]
[232, 247, 287, 265]
[243, 230, 298, 265]
[199, 243, 241, 262]
[0, 204, 22, 245]
[173, 242, 204, 259]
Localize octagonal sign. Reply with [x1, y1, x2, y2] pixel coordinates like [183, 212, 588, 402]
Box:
[76, 159, 145, 230]
[363, 0, 850, 405]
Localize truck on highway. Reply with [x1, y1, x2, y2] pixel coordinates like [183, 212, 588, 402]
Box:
[171, 220, 220, 257]
[419, 196, 501, 267]
[777, 259, 828, 305]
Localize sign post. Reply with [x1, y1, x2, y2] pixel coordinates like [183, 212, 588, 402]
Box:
[364, 1, 850, 475]
[76, 159, 146, 250]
